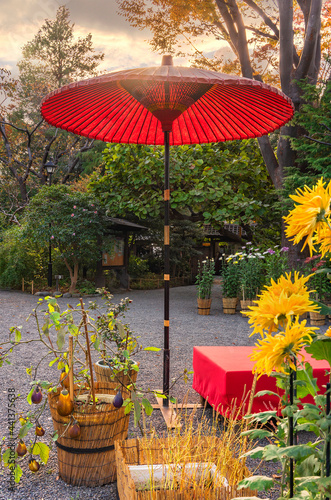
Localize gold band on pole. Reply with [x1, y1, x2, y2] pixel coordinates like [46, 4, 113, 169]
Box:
[164, 320, 170, 327]
[164, 274, 170, 281]
[164, 226, 170, 245]
[164, 189, 170, 201]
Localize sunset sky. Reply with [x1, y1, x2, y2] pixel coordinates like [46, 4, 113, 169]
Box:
[1, 0, 224, 76]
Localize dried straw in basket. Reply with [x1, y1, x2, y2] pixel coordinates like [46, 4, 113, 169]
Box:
[115, 437, 256, 499]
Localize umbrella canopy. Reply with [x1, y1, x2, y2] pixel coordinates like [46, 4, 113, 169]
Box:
[41, 56, 293, 146]
[41, 55, 294, 409]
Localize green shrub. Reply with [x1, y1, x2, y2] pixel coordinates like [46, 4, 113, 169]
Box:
[128, 255, 150, 278]
[0, 226, 45, 289]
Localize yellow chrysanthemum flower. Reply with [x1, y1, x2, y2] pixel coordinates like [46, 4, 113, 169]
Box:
[315, 221, 331, 257]
[266, 272, 312, 297]
[244, 272, 319, 336]
[325, 327, 331, 338]
[250, 320, 316, 377]
[284, 178, 331, 255]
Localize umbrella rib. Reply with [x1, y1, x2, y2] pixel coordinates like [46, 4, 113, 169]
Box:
[199, 94, 242, 141]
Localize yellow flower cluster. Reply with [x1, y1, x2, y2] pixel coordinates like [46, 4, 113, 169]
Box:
[284, 178, 331, 256]
[250, 319, 317, 377]
[244, 272, 318, 336]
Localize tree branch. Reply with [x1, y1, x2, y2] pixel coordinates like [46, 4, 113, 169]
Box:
[244, 25, 278, 41]
[303, 135, 331, 146]
[295, 0, 322, 81]
[243, 0, 280, 38]
[278, 0, 294, 96]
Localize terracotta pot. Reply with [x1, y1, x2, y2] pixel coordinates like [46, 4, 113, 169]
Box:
[197, 298, 212, 315]
[222, 297, 238, 315]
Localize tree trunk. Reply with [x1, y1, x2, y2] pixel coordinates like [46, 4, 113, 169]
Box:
[64, 258, 79, 293]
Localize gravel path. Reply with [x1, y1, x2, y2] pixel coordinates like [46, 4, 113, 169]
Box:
[0, 285, 328, 500]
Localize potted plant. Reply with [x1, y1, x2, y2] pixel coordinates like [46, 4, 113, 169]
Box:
[92, 289, 140, 394]
[0, 294, 159, 487]
[195, 258, 215, 315]
[263, 245, 289, 283]
[303, 255, 331, 325]
[221, 255, 241, 314]
[238, 245, 265, 314]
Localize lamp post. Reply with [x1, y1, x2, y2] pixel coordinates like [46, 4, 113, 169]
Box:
[45, 161, 56, 287]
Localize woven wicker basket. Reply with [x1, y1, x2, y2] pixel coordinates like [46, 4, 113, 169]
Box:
[115, 437, 256, 499]
[48, 381, 131, 486]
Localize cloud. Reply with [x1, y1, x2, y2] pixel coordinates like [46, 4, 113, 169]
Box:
[0, 0, 223, 76]
[0, 0, 159, 74]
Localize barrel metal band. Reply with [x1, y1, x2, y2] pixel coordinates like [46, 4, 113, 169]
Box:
[55, 440, 115, 455]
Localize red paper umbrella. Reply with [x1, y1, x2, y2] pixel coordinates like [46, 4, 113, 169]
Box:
[41, 55, 294, 407]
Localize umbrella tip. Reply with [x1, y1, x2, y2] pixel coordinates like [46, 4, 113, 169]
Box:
[161, 55, 173, 66]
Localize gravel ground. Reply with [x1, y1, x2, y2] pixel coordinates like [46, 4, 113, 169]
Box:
[0, 285, 328, 500]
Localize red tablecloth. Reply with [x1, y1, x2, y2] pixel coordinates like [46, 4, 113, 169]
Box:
[192, 346, 329, 417]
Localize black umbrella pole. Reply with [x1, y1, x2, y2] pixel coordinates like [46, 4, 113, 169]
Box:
[163, 131, 170, 407]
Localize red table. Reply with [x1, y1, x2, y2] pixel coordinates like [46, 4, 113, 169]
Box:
[192, 346, 330, 417]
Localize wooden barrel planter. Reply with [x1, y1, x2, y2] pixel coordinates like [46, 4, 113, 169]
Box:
[197, 298, 212, 315]
[94, 360, 139, 397]
[240, 299, 254, 316]
[222, 297, 238, 315]
[48, 381, 131, 486]
[310, 312, 326, 326]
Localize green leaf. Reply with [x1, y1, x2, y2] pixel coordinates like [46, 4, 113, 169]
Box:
[313, 300, 331, 315]
[56, 326, 65, 350]
[241, 446, 265, 459]
[295, 364, 318, 399]
[14, 328, 21, 343]
[18, 422, 34, 439]
[141, 398, 153, 416]
[116, 322, 126, 340]
[262, 444, 284, 461]
[280, 444, 316, 461]
[14, 464, 23, 483]
[27, 386, 34, 405]
[49, 357, 59, 367]
[306, 339, 331, 366]
[153, 391, 167, 399]
[2, 448, 12, 466]
[254, 390, 281, 399]
[32, 442, 50, 464]
[295, 455, 320, 478]
[241, 429, 274, 440]
[238, 475, 274, 491]
[133, 400, 141, 427]
[244, 410, 277, 424]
